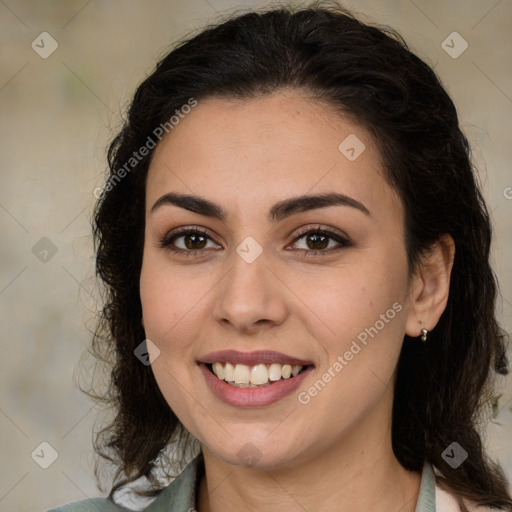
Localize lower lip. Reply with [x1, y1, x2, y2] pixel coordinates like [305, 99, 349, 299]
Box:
[199, 363, 313, 408]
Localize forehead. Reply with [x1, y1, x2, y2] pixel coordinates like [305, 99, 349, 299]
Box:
[146, 91, 401, 224]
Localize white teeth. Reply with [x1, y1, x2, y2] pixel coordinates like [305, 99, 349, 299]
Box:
[234, 364, 250, 384]
[250, 364, 269, 385]
[224, 362, 235, 382]
[268, 363, 282, 381]
[212, 362, 224, 380]
[210, 362, 305, 386]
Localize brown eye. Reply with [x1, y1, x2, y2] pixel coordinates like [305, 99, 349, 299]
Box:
[291, 227, 351, 256]
[303, 233, 330, 251]
[160, 227, 221, 255]
[181, 232, 208, 250]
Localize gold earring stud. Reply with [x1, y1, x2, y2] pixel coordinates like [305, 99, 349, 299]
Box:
[421, 329, 428, 342]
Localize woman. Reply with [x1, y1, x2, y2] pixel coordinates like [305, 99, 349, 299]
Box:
[48, 2, 512, 511]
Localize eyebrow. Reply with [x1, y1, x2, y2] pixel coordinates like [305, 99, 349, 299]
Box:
[150, 191, 371, 222]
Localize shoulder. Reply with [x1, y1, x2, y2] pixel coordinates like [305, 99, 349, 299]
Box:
[436, 485, 499, 512]
[45, 497, 130, 511]
[46, 454, 204, 512]
[434, 472, 501, 512]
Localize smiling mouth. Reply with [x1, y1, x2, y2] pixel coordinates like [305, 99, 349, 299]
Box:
[206, 362, 312, 388]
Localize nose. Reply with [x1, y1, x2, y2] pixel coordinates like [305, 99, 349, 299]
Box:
[212, 247, 288, 335]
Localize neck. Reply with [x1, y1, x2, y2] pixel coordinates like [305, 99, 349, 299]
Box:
[196, 397, 422, 512]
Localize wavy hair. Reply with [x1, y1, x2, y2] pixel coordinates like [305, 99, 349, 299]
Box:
[83, 2, 512, 509]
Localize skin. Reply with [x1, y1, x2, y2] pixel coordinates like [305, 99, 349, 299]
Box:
[139, 89, 455, 512]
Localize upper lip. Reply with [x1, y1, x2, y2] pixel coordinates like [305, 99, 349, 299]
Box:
[199, 350, 314, 367]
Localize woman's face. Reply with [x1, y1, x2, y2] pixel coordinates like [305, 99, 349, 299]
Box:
[140, 90, 418, 469]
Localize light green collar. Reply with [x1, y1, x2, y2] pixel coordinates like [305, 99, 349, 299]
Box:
[414, 462, 436, 512]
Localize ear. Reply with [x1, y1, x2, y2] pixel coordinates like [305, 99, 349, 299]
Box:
[405, 234, 456, 338]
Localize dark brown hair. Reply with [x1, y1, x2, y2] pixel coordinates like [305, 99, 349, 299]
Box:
[83, 2, 512, 509]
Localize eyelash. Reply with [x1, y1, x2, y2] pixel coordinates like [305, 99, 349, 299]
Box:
[159, 225, 351, 258]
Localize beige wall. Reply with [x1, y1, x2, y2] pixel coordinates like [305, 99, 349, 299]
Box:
[1, 1, 511, 510]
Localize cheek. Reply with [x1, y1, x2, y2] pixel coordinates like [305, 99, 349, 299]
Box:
[302, 259, 407, 339]
[139, 254, 194, 354]
[139, 249, 223, 393]
[311, 254, 409, 382]
[139, 254, 204, 418]
[298, 269, 407, 429]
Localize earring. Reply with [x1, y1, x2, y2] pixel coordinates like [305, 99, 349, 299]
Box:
[420, 329, 428, 342]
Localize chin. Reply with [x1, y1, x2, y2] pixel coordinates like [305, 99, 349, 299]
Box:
[201, 428, 308, 470]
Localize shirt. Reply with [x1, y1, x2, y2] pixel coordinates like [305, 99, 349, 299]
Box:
[45, 454, 494, 512]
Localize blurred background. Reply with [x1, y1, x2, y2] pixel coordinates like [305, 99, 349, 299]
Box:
[1, 0, 511, 510]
